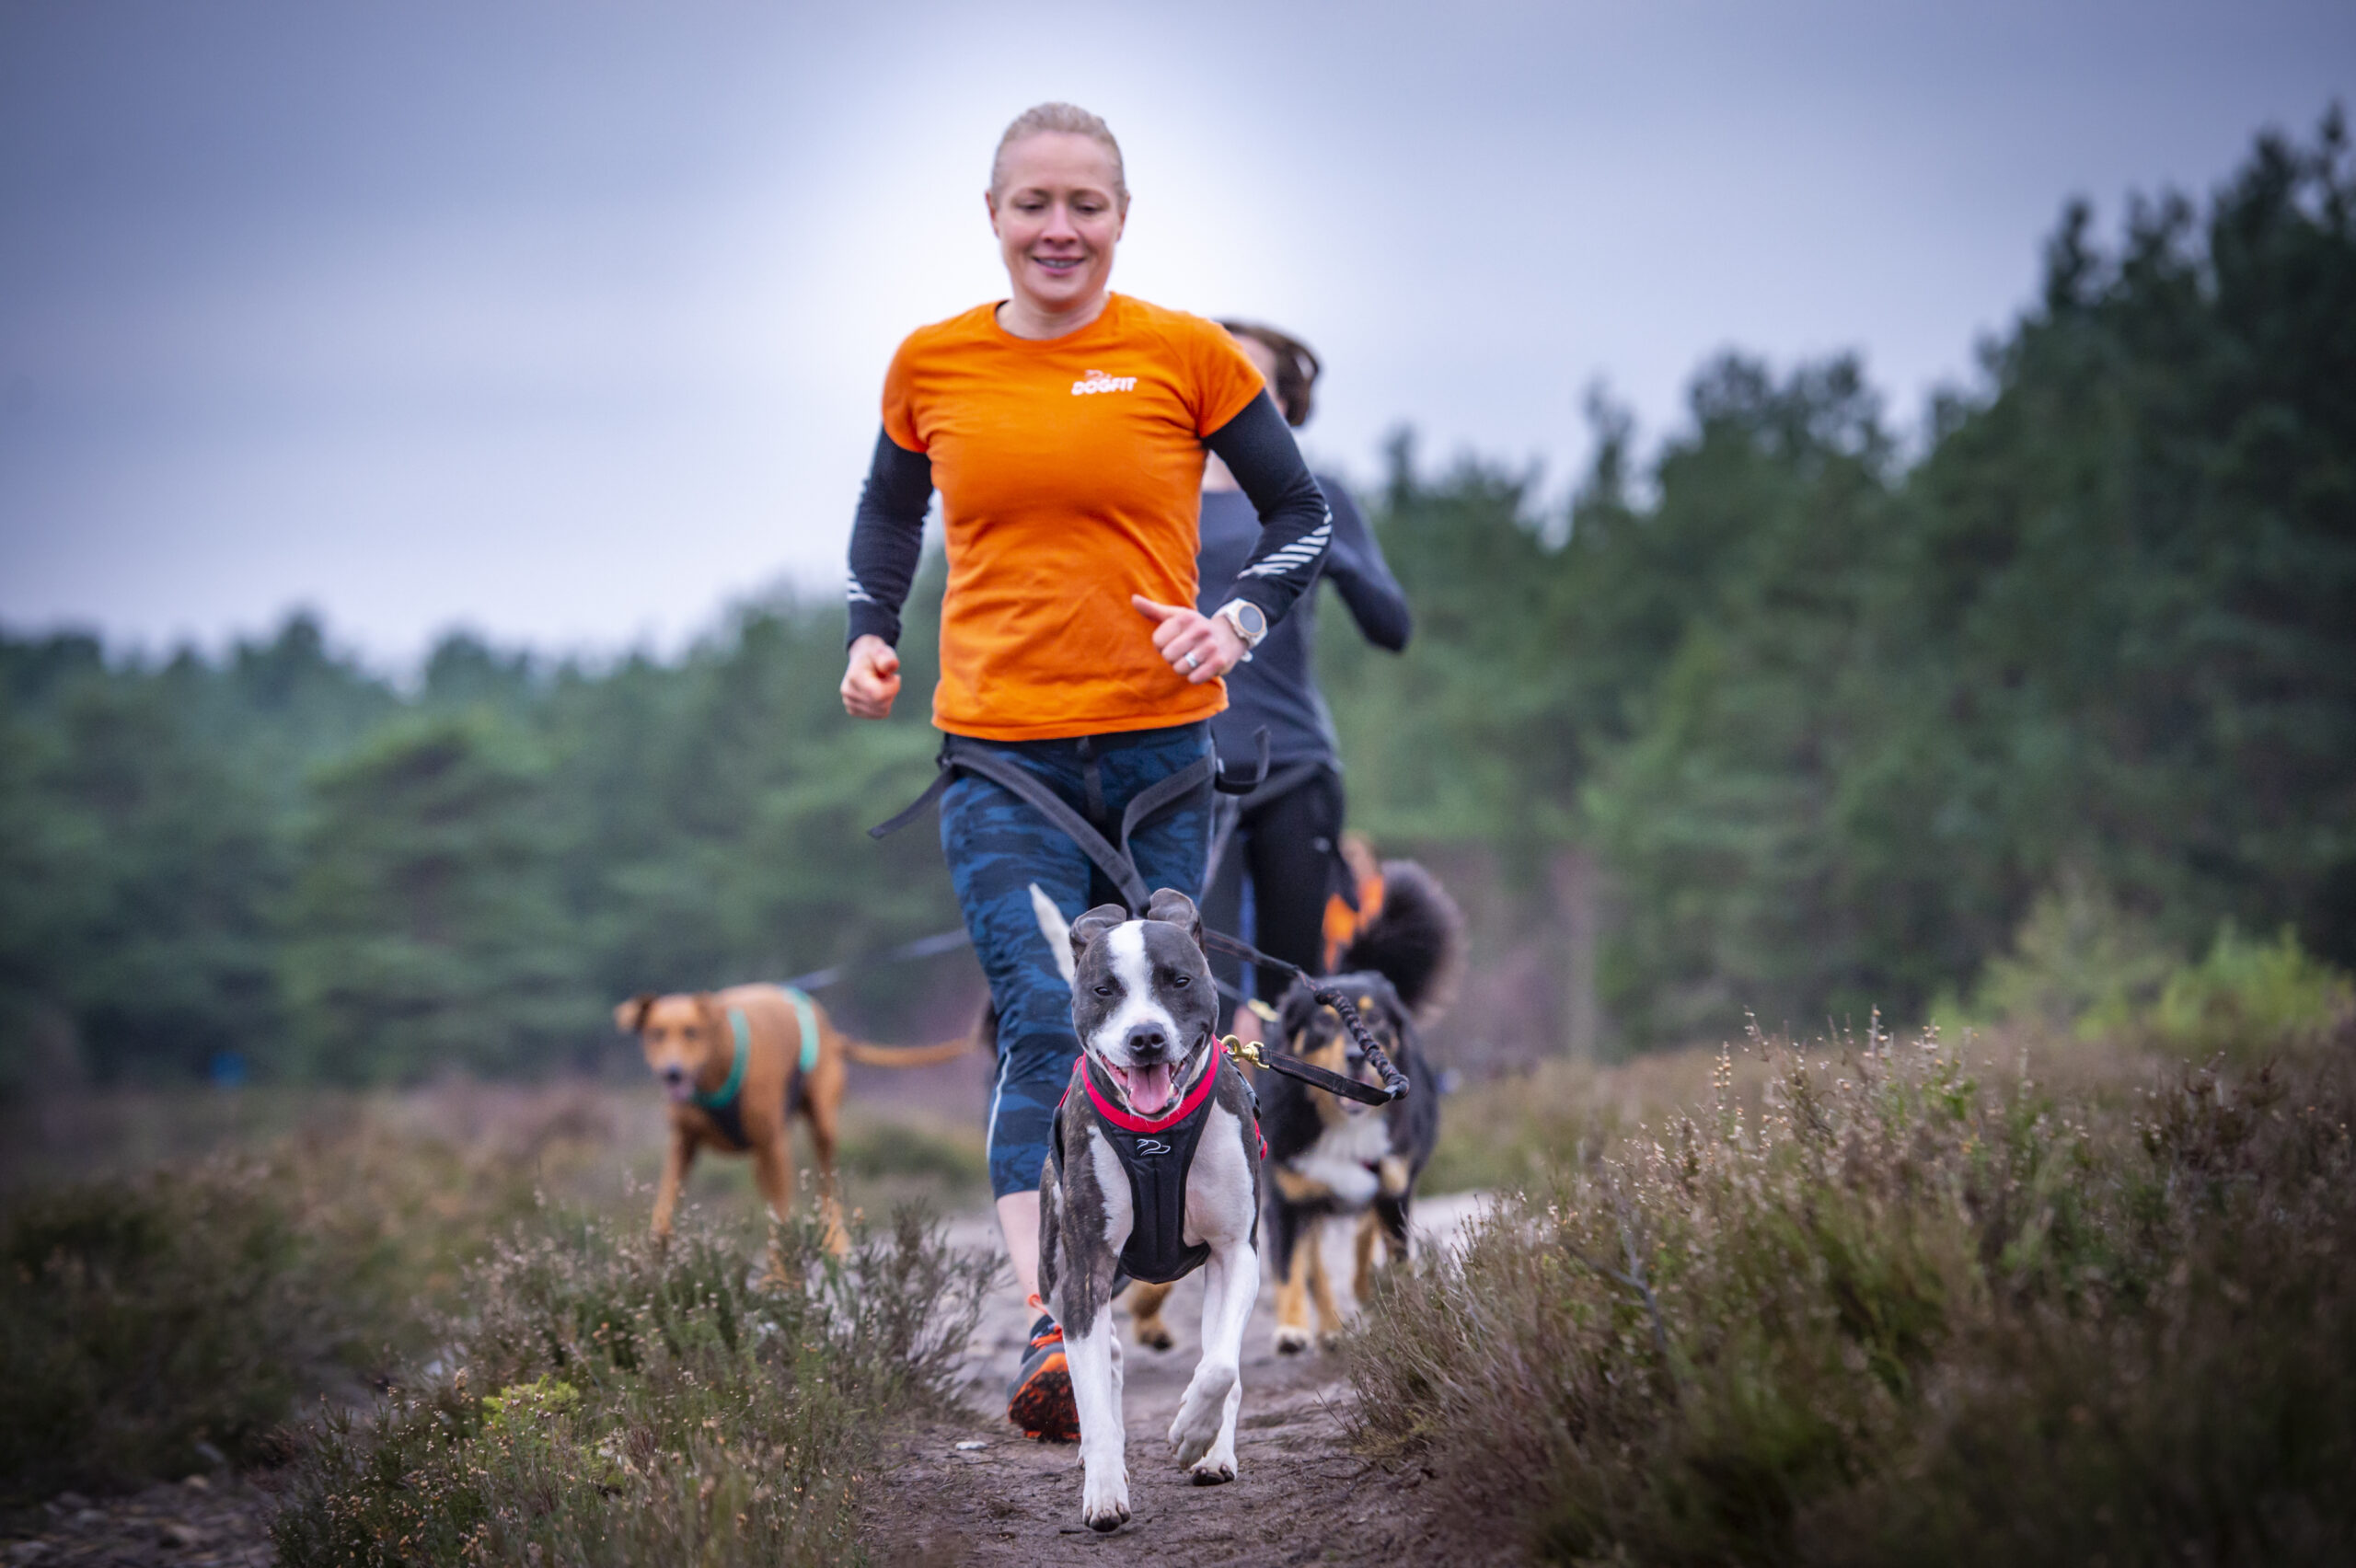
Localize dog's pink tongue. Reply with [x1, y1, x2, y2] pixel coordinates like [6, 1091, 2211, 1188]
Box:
[1127, 1062, 1176, 1115]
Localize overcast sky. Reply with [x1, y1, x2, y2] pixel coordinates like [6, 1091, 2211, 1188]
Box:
[3, 1, 2350, 666]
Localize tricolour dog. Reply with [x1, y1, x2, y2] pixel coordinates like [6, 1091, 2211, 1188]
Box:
[1116, 859, 1460, 1354]
[616, 984, 970, 1249]
[1258, 860, 1457, 1352]
[1034, 889, 1263, 1532]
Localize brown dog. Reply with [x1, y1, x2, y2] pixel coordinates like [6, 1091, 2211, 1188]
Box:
[616, 984, 969, 1249]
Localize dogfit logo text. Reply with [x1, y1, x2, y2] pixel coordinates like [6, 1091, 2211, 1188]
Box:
[1133, 1137, 1172, 1156]
[1071, 369, 1138, 396]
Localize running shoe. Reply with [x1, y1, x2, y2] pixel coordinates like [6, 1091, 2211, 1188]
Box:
[1007, 1311, 1079, 1441]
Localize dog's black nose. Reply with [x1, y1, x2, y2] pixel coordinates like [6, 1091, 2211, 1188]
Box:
[1123, 1023, 1170, 1062]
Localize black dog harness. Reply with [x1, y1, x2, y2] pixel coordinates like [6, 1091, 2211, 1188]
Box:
[1049, 1044, 1264, 1286]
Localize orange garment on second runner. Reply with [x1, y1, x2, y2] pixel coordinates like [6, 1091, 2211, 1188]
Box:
[881, 293, 1267, 743]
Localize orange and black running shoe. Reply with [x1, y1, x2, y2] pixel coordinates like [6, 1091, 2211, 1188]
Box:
[1007, 1312, 1079, 1441]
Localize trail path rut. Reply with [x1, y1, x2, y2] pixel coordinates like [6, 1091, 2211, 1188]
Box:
[860, 1193, 1503, 1568]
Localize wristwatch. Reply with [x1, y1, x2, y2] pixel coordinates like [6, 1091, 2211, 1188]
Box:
[1213, 599, 1268, 660]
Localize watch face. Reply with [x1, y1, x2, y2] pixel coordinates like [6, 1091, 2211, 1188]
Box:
[1234, 604, 1267, 638]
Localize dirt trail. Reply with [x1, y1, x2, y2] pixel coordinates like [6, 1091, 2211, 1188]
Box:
[3, 1477, 274, 1568]
[860, 1193, 1505, 1568]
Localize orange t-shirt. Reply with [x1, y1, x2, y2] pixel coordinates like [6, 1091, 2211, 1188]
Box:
[881, 293, 1267, 742]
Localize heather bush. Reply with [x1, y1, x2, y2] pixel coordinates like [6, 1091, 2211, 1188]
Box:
[271, 1203, 990, 1568]
[0, 1119, 562, 1501]
[1420, 1049, 1732, 1195]
[1350, 1020, 2356, 1564]
[0, 1159, 328, 1497]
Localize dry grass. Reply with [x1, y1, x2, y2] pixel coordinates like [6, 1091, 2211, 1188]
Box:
[1350, 1013, 2356, 1564]
[0, 1078, 987, 1510]
[1422, 1046, 1751, 1195]
[2, 1077, 987, 1217]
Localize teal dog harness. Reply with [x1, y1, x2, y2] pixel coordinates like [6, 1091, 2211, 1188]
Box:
[691, 988, 820, 1148]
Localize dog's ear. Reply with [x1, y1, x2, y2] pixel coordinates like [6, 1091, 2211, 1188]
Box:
[615, 993, 655, 1033]
[1276, 979, 1319, 1043]
[1145, 887, 1201, 945]
[1069, 903, 1129, 962]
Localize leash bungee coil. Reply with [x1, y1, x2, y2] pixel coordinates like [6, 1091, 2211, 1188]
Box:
[1221, 1032, 1401, 1106]
[1199, 928, 1410, 1106]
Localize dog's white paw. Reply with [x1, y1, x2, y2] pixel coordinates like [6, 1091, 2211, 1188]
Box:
[1189, 1401, 1240, 1483]
[1272, 1323, 1313, 1355]
[1167, 1364, 1237, 1470]
[1081, 1466, 1131, 1533]
[1187, 1422, 1243, 1488]
[1189, 1450, 1237, 1485]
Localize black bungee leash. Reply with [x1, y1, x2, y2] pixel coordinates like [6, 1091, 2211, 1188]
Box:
[1196, 928, 1410, 1107]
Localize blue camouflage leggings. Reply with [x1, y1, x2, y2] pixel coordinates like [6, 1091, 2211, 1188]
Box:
[940, 721, 1214, 1199]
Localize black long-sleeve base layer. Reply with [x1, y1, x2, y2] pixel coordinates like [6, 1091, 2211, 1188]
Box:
[845, 389, 1329, 650]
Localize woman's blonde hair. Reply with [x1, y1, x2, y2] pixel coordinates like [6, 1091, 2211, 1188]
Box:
[990, 102, 1127, 209]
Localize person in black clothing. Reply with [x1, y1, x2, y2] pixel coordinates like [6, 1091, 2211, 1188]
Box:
[1195, 322, 1411, 1034]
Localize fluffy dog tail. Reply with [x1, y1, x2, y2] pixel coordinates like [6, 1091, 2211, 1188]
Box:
[1335, 859, 1464, 1020]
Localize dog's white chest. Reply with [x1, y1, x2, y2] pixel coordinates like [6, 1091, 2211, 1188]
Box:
[1297, 1115, 1391, 1206]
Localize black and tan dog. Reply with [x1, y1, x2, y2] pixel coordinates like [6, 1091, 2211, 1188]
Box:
[616, 984, 969, 1250]
[1259, 860, 1458, 1353]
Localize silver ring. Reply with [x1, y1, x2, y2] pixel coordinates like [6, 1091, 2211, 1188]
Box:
[1181, 651, 1200, 671]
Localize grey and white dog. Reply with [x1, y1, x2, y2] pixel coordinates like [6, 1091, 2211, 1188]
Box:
[1033, 886, 1264, 1533]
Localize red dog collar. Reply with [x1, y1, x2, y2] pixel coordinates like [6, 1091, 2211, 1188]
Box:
[1080, 1042, 1223, 1134]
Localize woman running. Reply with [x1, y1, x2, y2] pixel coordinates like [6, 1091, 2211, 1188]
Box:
[1195, 325, 1411, 1030]
[838, 103, 1331, 1440]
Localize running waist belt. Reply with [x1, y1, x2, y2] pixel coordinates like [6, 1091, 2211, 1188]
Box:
[872, 728, 1269, 915]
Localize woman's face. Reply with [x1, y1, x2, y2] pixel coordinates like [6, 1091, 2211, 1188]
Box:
[987, 133, 1126, 320]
